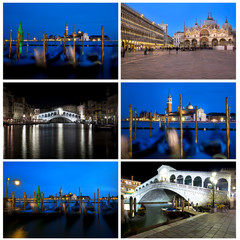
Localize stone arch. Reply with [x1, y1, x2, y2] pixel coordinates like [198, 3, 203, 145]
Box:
[146, 183, 149, 186]
[45, 114, 47, 117]
[217, 178, 228, 191]
[220, 38, 227, 46]
[170, 174, 176, 183]
[185, 175, 192, 185]
[54, 112, 57, 116]
[184, 40, 190, 48]
[154, 178, 158, 183]
[177, 175, 183, 184]
[200, 37, 209, 48]
[228, 39, 232, 44]
[212, 38, 218, 46]
[204, 177, 212, 188]
[200, 29, 209, 37]
[150, 181, 153, 184]
[136, 189, 138, 191]
[193, 176, 202, 187]
[192, 39, 197, 47]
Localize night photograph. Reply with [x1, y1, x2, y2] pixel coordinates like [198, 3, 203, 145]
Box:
[121, 82, 236, 159]
[121, 161, 236, 238]
[3, 161, 118, 238]
[3, 3, 118, 79]
[121, 3, 236, 79]
[3, 83, 118, 159]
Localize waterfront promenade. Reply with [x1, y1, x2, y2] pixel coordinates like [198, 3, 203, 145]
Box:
[130, 210, 236, 238]
[122, 50, 236, 79]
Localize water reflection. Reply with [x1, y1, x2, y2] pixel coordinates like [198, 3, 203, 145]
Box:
[4, 123, 118, 159]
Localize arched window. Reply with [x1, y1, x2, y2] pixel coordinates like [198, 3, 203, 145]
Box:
[170, 174, 176, 183]
[185, 175, 192, 185]
[204, 177, 211, 188]
[177, 175, 183, 184]
[217, 178, 228, 191]
[193, 176, 202, 187]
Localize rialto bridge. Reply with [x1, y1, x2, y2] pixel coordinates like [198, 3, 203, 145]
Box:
[37, 108, 81, 123]
[128, 165, 232, 206]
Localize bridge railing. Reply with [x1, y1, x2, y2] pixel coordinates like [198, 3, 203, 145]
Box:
[134, 181, 229, 195]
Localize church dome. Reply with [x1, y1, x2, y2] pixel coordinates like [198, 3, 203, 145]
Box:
[187, 102, 193, 110]
[202, 14, 217, 29]
[222, 18, 232, 31]
[192, 22, 201, 30]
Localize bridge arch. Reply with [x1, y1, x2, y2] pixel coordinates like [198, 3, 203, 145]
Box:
[193, 176, 202, 187]
[204, 177, 211, 188]
[217, 178, 228, 191]
[177, 175, 183, 184]
[170, 174, 176, 183]
[185, 175, 192, 185]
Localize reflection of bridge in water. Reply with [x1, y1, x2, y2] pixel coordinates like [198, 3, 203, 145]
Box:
[130, 165, 231, 206]
[38, 108, 81, 123]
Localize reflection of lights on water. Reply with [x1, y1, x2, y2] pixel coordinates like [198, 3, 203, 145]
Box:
[11, 227, 27, 238]
[57, 123, 64, 159]
[22, 125, 26, 158]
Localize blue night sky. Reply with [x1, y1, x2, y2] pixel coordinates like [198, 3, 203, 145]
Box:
[126, 3, 236, 37]
[121, 83, 236, 118]
[3, 3, 118, 40]
[3, 162, 118, 198]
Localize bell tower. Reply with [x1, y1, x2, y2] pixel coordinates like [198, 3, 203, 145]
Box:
[65, 23, 68, 36]
[167, 89, 172, 114]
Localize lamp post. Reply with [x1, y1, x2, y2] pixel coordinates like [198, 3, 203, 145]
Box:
[210, 172, 218, 212]
[6, 177, 20, 199]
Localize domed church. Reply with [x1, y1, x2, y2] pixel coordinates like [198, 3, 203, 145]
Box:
[183, 13, 235, 48]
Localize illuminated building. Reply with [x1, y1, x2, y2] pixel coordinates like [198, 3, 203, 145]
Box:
[207, 112, 236, 122]
[121, 3, 168, 50]
[121, 176, 141, 195]
[183, 14, 235, 49]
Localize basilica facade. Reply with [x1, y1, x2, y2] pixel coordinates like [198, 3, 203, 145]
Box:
[183, 14, 235, 49]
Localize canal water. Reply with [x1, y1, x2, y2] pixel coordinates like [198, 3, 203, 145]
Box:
[4, 201, 118, 238]
[4, 123, 118, 159]
[4, 41, 118, 79]
[122, 203, 171, 237]
[121, 121, 236, 158]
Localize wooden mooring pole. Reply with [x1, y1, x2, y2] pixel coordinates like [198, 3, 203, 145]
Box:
[134, 108, 137, 140]
[82, 32, 84, 55]
[164, 108, 167, 143]
[180, 94, 183, 158]
[24, 192, 26, 211]
[17, 31, 20, 59]
[227, 105, 230, 158]
[43, 31, 46, 64]
[129, 196, 133, 217]
[9, 30, 12, 59]
[12, 192, 15, 210]
[101, 26, 104, 65]
[150, 110, 152, 137]
[64, 33, 66, 55]
[97, 188, 99, 214]
[79, 187, 81, 214]
[195, 106, 197, 143]
[46, 33, 48, 52]
[73, 24, 76, 64]
[26, 33, 29, 53]
[226, 97, 229, 158]
[129, 104, 133, 158]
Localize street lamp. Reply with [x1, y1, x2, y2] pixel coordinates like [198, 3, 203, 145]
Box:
[210, 172, 218, 212]
[6, 177, 21, 199]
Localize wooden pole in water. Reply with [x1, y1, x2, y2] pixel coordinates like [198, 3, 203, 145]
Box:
[150, 110, 152, 137]
[55, 36, 56, 50]
[164, 108, 167, 143]
[64, 33, 66, 55]
[26, 33, 29, 53]
[97, 188, 99, 214]
[73, 24, 76, 64]
[17, 31, 20, 60]
[12, 192, 15, 210]
[195, 106, 197, 143]
[188, 198, 190, 210]
[227, 106, 230, 158]
[79, 187, 81, 214]
[226, 97, 229, 158]
[134, 108, 137, 140]
[43, 32, 46, 64]
[108, 192, 110, 206]
[82, 32, 84, 55]
[129, 104, 133, 158]
[46, 33, 48, 52]
[180, 94, 183, 158]
[9, 30, 12, 59]
[101, 26, 104, 65]
[59, 193, 61, 213]
[182, 198, 185, 212]
[24, 192, 26, 211]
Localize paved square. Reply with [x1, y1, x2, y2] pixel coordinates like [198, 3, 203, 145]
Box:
[121, 50, 236, 79]
[130, 210, 236, 238]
